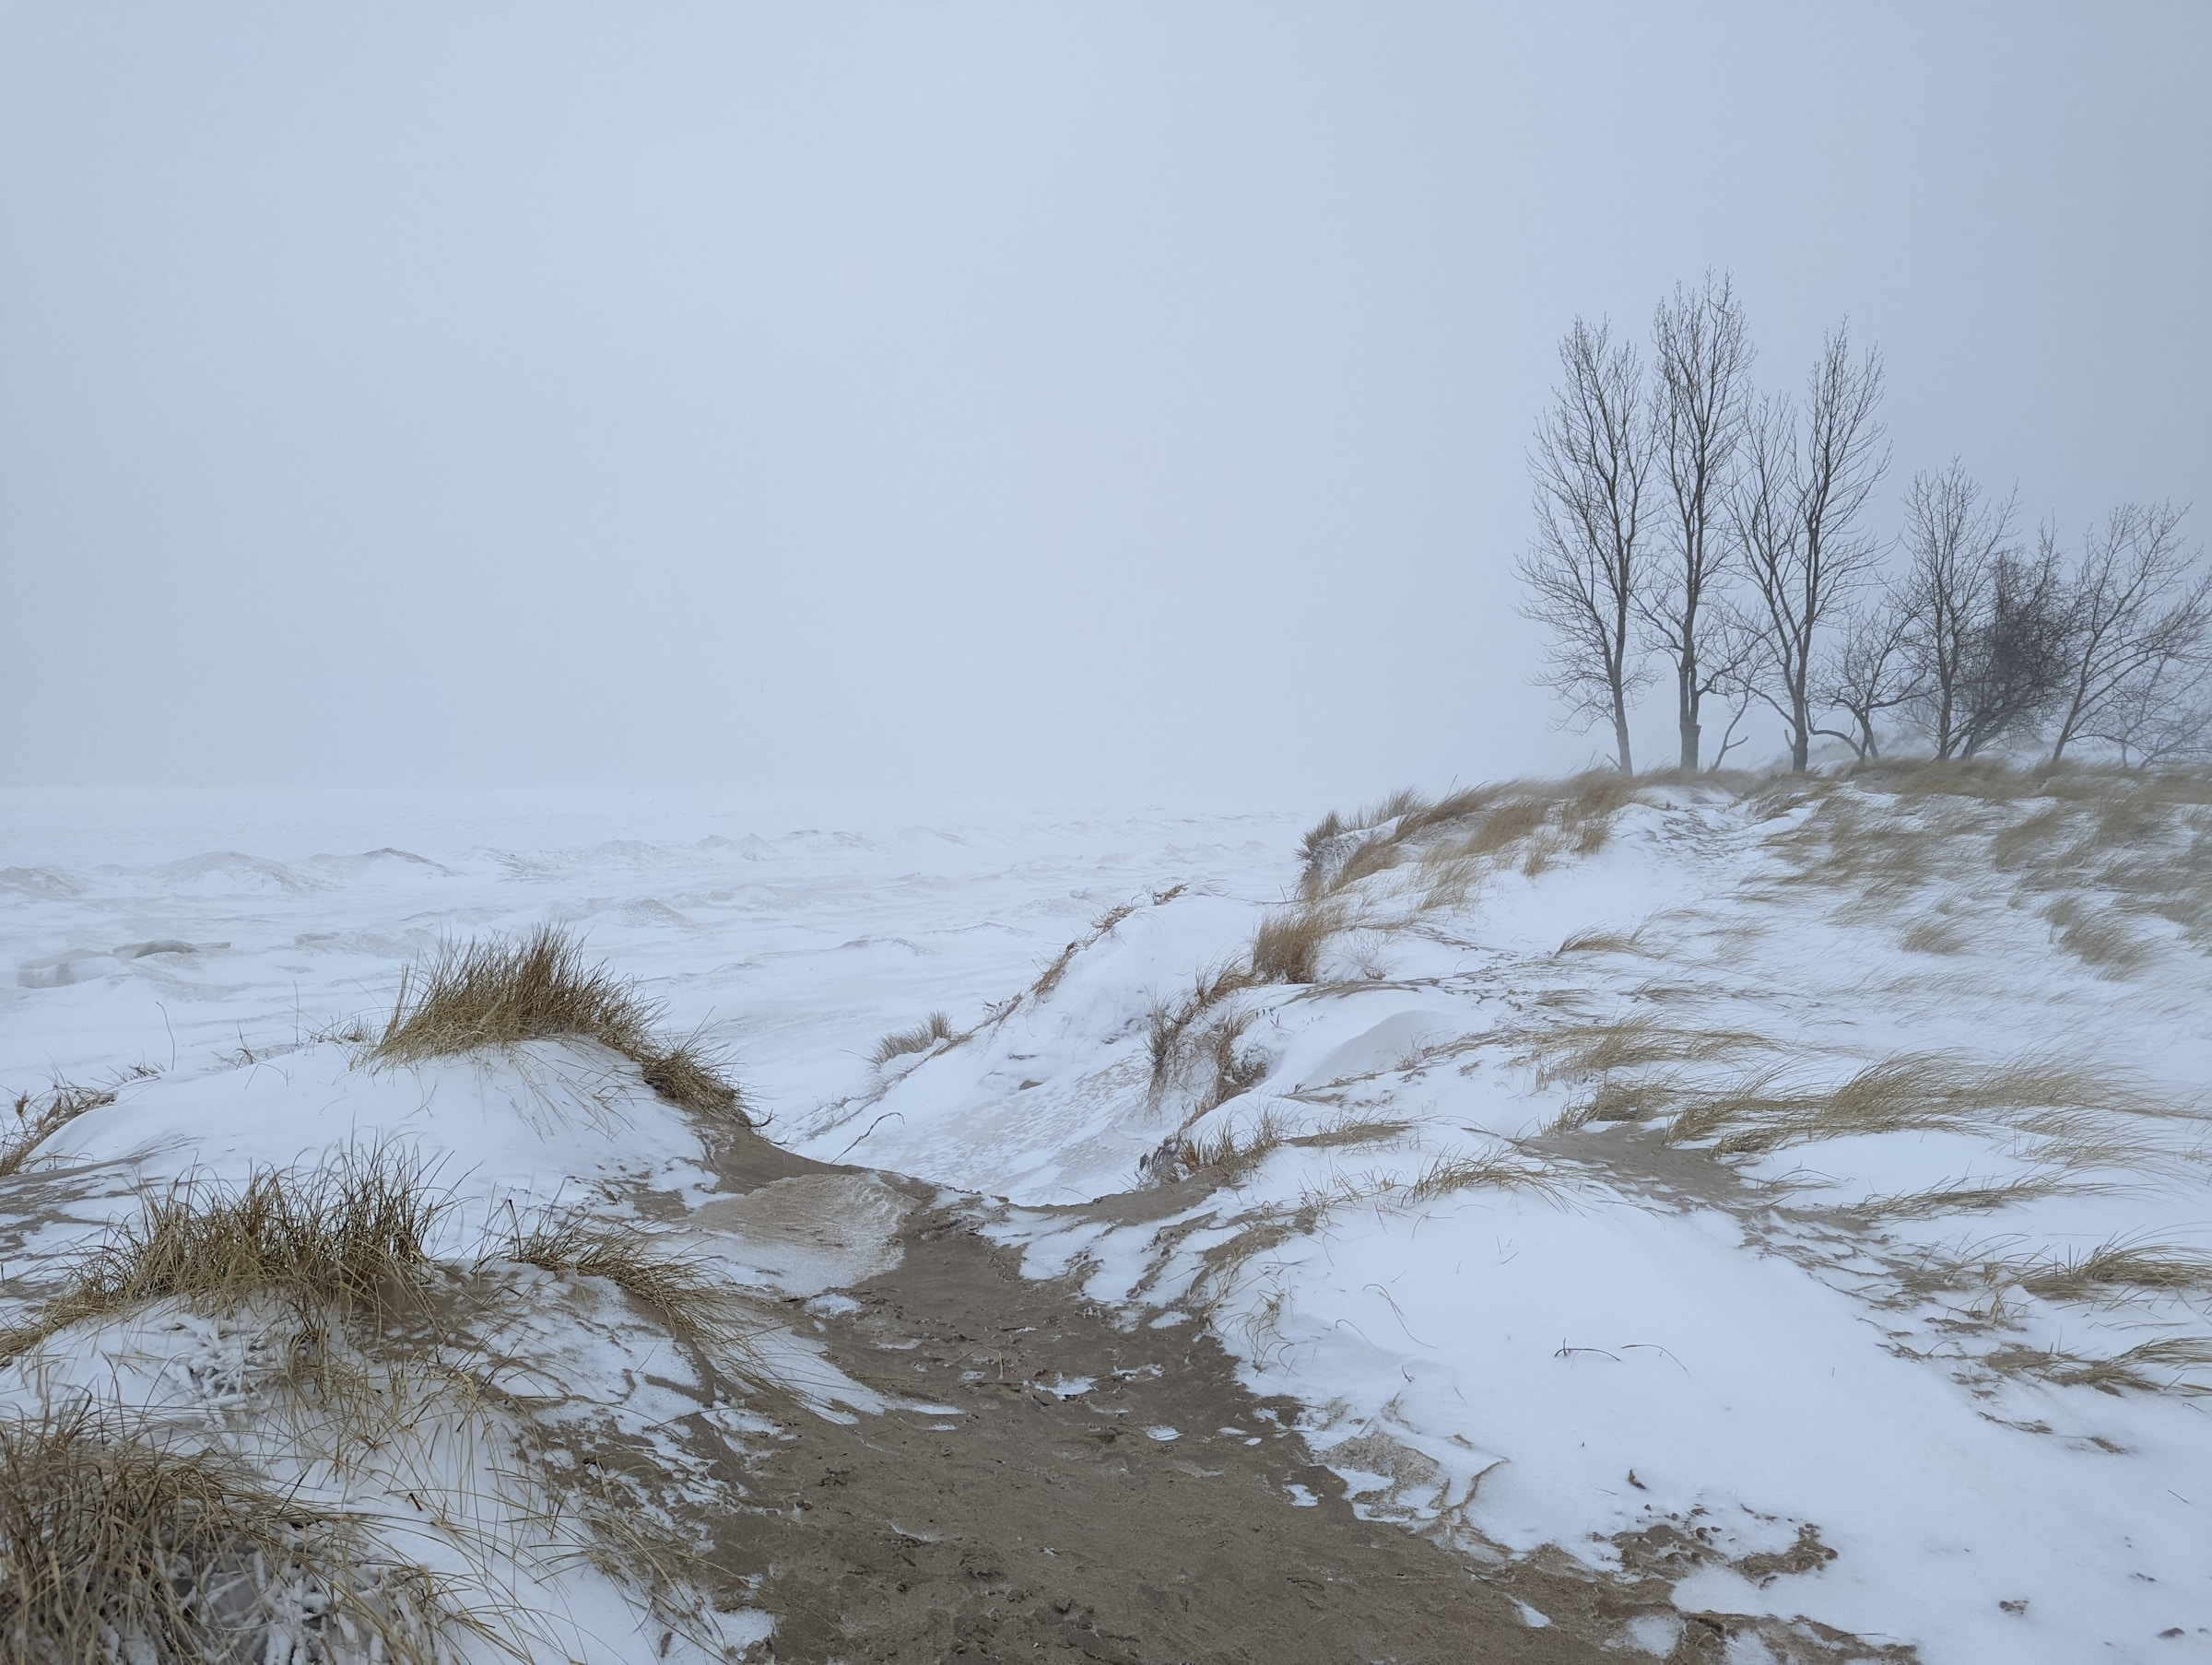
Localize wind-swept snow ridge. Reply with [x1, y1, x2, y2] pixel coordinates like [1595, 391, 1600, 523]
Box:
[831, 769, 2212, 1664]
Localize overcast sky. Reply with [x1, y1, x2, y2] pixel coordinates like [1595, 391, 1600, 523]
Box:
[2, 3, 2206, 813]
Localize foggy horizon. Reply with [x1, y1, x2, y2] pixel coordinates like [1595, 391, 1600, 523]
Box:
[4, 3, 2207, 814]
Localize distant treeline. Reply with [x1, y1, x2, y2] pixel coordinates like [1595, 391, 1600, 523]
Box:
[1517, 275, 2208, 773]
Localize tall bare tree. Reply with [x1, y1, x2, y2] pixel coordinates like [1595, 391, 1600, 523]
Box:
[1731, 326, 1888, 771]
[2044, 502, 2212, 763]
[1642, 274, 1753, 770]
[1516, 318, 1652, 772]
[1896, 462, 2019, 757]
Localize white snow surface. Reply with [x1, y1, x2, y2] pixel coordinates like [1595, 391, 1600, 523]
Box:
[4, 783, 2210, 1662]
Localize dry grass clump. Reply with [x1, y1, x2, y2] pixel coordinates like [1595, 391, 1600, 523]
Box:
[1249, 905, 1342, 985]
[1899, 917, 1971, 956]
[1661, 1053, 2144, 1154]
[1147, 1108, 1288, 1186]
[1453, 798, 1552, 860]
[635, 1037, 744, 1119]
[1144, 960, 1257, 1095]
[1300, 780, 1595, 898]
[1025, 900, 1147, 1008]
[1288, 1117, 1415, 1151]
[1144, 1000, 1188, 1093]
[1, 1144, 446, 1363]
[2018, 1238, 2212, 1305]
[0, 1076, 127, 1179]
[0, 1400, 453, 1665]
[375, 926, 641, 1061]
[1306, 771, 1667, 907]
[1990, 1335, 2212, 1397]
[1518, 1017, 1771, 1090]
[1300, 766, 1759, 910]
[1194, 1012, 1271, 1112]
[1547, 1075, 1691, 1133]
[1403, 1149, 1565, 1204]
[2040, 895, 2155, 977]
[1281, 1145, 1568, 1232]
[1297, 809, 1348, 873]
[500, 1210, 748, 1351]
[1146, 987, 1271, 1114]
[869, 1010, 955, 1069]
[371, 927, 745, 1122]
[1554, 924, 1655, 957]
[1843, 1175, 2073, 1220]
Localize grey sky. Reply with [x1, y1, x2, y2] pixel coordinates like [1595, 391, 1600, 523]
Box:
[3, 3, 2206, 812]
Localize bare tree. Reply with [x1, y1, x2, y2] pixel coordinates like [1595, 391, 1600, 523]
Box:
[1954, 542, 2069, 756]
[1730, 326, 1889, 770]
[1896, 462, 2019, 757]
[2088, 653, 2212, 766]
[2044, 502, 2212, 764]
[1516, 318, 1653, 772]
[1818, 590, 1918, 760]
[1642, 273, 1753, 770]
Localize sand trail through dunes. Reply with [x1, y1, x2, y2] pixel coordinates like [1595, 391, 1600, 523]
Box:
[663, 1129, 1896, 1665]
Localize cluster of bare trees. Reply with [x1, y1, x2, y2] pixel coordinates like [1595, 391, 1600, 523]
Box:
[1517, 275, 2210, 772]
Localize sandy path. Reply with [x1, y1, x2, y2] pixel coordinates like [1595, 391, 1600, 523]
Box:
[655, 1130, 1814, 1664]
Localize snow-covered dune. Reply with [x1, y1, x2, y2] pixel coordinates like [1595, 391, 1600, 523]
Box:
[806, 768, 2212, 1663]
[2, 773, 2206, 1662]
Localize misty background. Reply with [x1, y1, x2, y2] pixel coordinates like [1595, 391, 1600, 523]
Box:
[2, 3, 2206, 815]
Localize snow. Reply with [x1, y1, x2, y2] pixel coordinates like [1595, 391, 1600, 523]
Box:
[4, 781, 2210, 1661]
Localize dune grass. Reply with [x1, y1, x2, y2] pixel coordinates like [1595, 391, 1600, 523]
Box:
[372, 926, 746, 1122]
[1249, 904, 1343, 985]
[1843, 1175, 2077, 1220]
[0, 1143, 448, 1364]
[1990, 1335, 2212, 1397]
[0, 1400, 455, 1665]
[1297, 772, 1653, 905]
[1530, 1017, 1772, 1085]
[1402, 1148, 1566, 1205]
[869, 1010, 955, 1070]
[1554, 924, 1658, 957]
[0, 1076, 124, 1180]
[1146, 993, 1270, 1115]
[2017, 1238, 2212, 1306]
[1150, 1108, 1288, 1186]
[1661, 1053, 2165, 1155]
[1760, 761, 2212, 959]
[499, 1208, 752, 1354]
